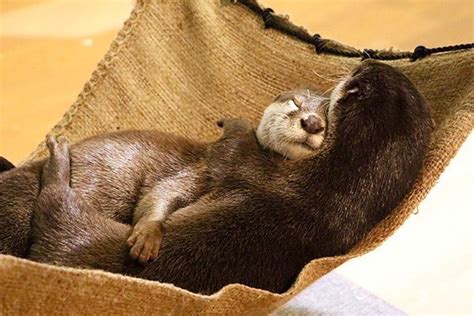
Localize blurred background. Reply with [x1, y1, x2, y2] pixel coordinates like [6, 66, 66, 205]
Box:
[0, 0, 473, 315]
[1, 0, 473, 163]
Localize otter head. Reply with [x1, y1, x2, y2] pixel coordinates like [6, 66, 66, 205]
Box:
[256, 89, 329, 159]
[327, 60, 433, 147]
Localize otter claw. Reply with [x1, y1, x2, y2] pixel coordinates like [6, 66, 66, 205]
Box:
[128, 221, 163, 264]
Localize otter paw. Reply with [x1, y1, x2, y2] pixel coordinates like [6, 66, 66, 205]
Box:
[127, 221, 163, 264]
[42, 135, 71, 187]
[217, 117, 246, 127]
[217, 118, 253, 136]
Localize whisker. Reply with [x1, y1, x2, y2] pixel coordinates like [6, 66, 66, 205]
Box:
[322, 83, 337, 97]
[336, 64, 352, 73]
[311, 70, 340, 83]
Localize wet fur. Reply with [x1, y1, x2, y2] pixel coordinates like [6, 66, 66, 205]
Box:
[1, 91, 322, 261]
[0, 131, 210, 257]
[23, 61, 434, 295]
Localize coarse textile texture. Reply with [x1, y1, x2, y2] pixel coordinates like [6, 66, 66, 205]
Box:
[1, 0, 473, 314]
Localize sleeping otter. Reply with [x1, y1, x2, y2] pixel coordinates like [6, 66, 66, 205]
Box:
[0, 89, 328, 262]
[27, 60, 434, 294]
[257, 89, 328, 159]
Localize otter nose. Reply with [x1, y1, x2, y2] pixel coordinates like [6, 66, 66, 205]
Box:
[300, 116, 324, 134]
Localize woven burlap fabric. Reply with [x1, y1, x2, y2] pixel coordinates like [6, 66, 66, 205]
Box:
[1, 0, 473, 314]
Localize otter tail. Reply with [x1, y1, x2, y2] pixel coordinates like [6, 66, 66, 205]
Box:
[0, 157, 15, 173]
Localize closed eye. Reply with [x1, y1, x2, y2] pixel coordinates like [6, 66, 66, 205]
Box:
[347, 87, 359, 95]
[287, 99, 300, 110]
[341, 81, 362, 100]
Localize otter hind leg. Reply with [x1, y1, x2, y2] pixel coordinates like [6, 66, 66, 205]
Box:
[0, 169, 38, 257]
[33, 135, 77, 229]
[29, 135, 80, 264]
[42, 135, 70, 188]
[29, 136, 132, 271]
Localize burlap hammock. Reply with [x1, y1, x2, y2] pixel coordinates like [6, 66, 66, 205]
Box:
[1, 0, 473, 314]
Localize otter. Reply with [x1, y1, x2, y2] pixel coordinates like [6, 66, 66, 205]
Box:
[27, 60, 434, 295]
[256, 89, 328, 159]
[0, 89, 328, 262]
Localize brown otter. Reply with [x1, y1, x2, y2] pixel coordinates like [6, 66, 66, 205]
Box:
[27, 60, 434, 295]
[0, 90, 327, 262]
[256, 89, 328, 159]
[0, 130, 211, 262]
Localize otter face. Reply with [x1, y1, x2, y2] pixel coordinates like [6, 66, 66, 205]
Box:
[256, 89, 329, 159]
[328, 60, 421, 125]
[326, 59, 433, 153]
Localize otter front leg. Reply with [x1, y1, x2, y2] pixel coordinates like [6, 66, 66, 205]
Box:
[127, 173, 201, 264]
[126, 191, 165, 264]
[217, 118, 254, 138]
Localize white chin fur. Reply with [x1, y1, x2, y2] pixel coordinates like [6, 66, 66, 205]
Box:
[283, 143, 315, 159]
[306, 133, 324, 150]
[257, 124, 321, 159]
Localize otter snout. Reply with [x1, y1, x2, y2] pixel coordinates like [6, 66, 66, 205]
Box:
[301, 115, 324, 134]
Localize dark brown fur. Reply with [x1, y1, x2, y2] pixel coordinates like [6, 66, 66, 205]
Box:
[23, 60, 434, 295]
[0, 157, 15, 173]
[0, 130, 211, 257]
